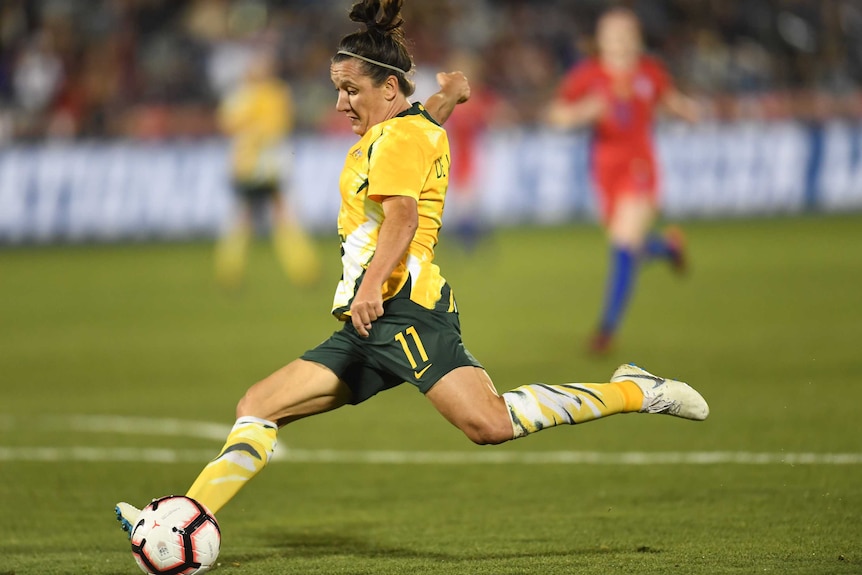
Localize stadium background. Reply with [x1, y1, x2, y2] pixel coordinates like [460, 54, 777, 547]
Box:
[1, 2, 861, 575]
[1, 0, 861, 241]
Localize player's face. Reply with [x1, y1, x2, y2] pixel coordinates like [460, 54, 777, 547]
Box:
[597, 13, 642, 67]
[331, 59, 395, 136]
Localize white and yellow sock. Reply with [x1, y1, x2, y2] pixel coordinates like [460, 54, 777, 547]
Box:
[502, 381, 644, 438]
[274, 223, 320, 287]
[186, 416, 278, 514]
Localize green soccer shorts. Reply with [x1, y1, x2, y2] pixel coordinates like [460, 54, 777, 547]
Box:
[301, 297, 483, 404]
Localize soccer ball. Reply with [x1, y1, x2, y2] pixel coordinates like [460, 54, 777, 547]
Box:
[130, 495, 221, 575]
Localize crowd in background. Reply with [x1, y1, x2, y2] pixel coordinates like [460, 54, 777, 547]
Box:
[1, 0, 861, 141]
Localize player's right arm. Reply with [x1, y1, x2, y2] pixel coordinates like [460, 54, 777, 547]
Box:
[349, 195, 418, 337]
[217, 91, 248, 135]
[546, 94, 607, 129]
[545, 63, 607, 130]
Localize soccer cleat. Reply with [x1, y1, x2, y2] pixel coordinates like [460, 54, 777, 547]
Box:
[611, 363, 709, 421]
[115, 502, 141, 539]
[588, 329, 614, 355]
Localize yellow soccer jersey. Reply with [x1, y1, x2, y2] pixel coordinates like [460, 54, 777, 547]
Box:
[332, 103, 455, 320]
[218, 78, 293, 183]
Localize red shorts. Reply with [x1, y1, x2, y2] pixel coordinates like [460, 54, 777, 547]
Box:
[593, 155, 659, 223]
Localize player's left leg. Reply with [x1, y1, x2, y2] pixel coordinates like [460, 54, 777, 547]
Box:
[643, 225, 687, 274]
[115, 502, 141, 538]
[425, 364, 708, 445]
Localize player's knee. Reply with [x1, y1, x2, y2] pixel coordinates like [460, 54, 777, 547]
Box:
[235, 388, 263, 419]
[235, 393, 251, 418]
[462, 417, 513, 445]
[609, 227, 644, 249]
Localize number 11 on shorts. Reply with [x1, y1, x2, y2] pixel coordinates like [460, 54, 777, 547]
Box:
[394, 326, 430, 374]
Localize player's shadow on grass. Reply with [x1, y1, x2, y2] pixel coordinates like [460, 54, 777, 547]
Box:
[225, 529, 643, 564]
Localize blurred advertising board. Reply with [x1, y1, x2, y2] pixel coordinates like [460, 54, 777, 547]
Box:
[0, 122, 860, 243]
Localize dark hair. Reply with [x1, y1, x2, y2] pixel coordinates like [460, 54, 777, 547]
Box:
[333, 0, 415, 96]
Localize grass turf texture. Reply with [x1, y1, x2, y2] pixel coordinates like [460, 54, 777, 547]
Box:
[0, 214, 860, 574]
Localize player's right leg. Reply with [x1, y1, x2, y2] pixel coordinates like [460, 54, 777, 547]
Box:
[591, 194, 656, 353]
[610, 363, 708, 420]
[271, 193, 321, 287]
[214, 204, 253, 291]
[114, 359, 351, 537]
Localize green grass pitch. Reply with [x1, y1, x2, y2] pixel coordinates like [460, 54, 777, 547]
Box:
[0, 215, 860, 574]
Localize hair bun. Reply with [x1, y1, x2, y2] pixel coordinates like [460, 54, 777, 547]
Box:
[348, 0, 404, 36]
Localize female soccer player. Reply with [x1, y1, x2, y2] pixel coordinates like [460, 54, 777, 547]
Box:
[116, 0, 708, 532]
[547, 7, 700, 354]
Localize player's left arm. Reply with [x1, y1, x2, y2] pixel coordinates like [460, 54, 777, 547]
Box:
[423, 71, 471, 124]
[661, 88, 700, 124]
[652, 59, 700, 124]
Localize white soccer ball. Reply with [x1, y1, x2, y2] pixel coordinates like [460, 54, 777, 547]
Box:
[130, 495, 221, 575]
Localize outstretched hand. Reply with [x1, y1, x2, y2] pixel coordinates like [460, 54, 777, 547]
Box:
[436, 71, 471, 104]
[423, 71, 471, 124]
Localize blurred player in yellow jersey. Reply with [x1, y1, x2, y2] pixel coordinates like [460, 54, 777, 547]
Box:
[215, 49, 320, 289]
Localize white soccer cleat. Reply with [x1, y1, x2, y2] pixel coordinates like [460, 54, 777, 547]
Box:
[115, 502, 141, 539]
[611, 363, 709, 421]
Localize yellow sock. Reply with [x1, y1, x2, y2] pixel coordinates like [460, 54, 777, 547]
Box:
[214, 227, 250, 290]
[186, 417, 278, 514]
[502, 381, 645, 438]
[273, 223, 321, 287]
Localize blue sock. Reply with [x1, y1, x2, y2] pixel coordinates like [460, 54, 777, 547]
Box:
[643, 232, 672, 262]
[598, 246, 638, 334]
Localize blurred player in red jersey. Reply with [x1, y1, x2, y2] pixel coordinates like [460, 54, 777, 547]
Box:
[547, 7, 699, 353]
